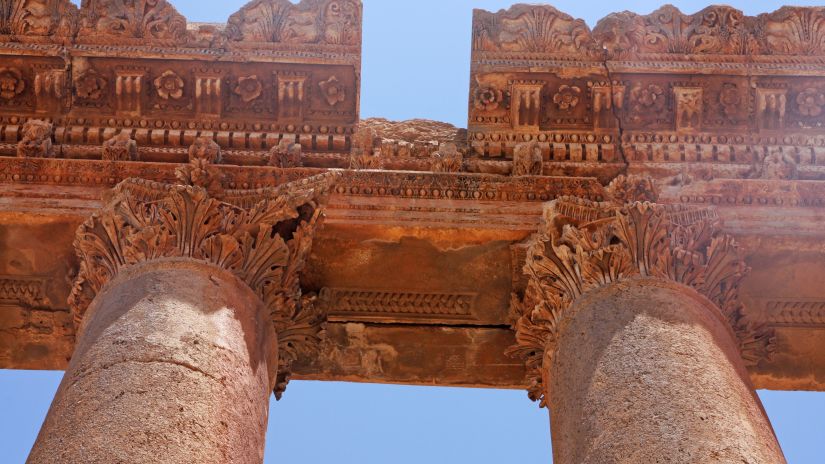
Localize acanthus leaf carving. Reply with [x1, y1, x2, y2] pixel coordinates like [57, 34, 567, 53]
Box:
[0, 0, 78, 38]
[78, 0, 188, 42]
[69, 172, 339, 396]
[507, 197, 774, 406]
[17, 119, 54, 158]
[473, 4, 596, 55]
[226, 0, 362, 46]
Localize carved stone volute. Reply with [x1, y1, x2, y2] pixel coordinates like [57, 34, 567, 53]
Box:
[507, 197, 775, 406]
[68, 172, 340, 396]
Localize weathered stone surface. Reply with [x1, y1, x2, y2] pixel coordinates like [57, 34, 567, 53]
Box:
[0, 4, 825, 462]
[549, 279, 785, 463]
[28, 260, 275, 464]
[0, 0, 362, 155]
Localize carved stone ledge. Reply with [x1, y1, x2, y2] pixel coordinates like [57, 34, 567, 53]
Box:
[321, 288, 478, 324]
[68, 171, 339, 396]
[0, 276, 50, 307]
[507, 197, 775, 406]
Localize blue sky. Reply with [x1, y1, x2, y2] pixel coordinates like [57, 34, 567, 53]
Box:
[3, 1, 825, 462]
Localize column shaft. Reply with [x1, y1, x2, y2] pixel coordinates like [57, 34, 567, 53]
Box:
[28, 259, 277, 464]
[549, 278, 785, 464]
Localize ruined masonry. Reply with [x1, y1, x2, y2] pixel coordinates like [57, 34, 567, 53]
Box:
[1, 1, 824, 463]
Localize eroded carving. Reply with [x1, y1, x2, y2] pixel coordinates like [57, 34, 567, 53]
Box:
[17, 119, 54, 158]
[473, 4, 595, 54]
[607, 175, 659, 203]
[226, 0, 362, 46]
[154, 70, 184, 100]
[102, 131, 138, 161]
[507, 198, 774, 405]
[268, 139, 303, 168]
[0, 67, 25, 100]
[0, 0, 78, 38]
[78, 0, 188, 42]
[68, 172, 338, 396]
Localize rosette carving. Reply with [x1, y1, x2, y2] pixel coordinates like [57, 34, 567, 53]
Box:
[68, 172, 339, 396]
[507, 197, 775, 406]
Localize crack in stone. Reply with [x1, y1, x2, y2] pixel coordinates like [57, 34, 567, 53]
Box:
[72, 357, 222, 385]
[600, 49, 630, 179]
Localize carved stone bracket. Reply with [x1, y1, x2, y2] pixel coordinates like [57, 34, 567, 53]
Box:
[68, 171, 339, 397]
[507, 196, 775, 406]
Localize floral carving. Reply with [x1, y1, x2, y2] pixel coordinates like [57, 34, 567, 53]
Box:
[552, 85, 581, 111]
[69, 173, 338, 396]
[631, 83, 665, 109]
[234, 75, 262, 103]
[594, 5, 752, 56]
[226, 0, 362, 46]
[719, 83, 742, 118]
[757, 7, 825, 55]
[318, 75, 346, 106]
[473, 4, 595, 54]
[75, 71, 107, 100]
[0, 67, 25, 100]
[154, 70, 184, 100]
[102, 131, 138, 162]
[188, 136, 222, 163]
[796, 88, 825, 117]
[508, 198, 774, 406]
[473, 85, 502, 112]
[322, 0, 361, 45]
[607, 175, 659, 203]
[17, 119, 53, 158]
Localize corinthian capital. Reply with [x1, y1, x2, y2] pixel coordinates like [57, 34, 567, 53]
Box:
[68, 172, 339, 396]
[508, 197, 775, 406]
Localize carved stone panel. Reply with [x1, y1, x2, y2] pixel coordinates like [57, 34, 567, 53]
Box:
[0, 0, 362, 154]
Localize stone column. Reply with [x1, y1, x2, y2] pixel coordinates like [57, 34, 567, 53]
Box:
[28, 174, 334, 464]
[509, 197, 786, 463]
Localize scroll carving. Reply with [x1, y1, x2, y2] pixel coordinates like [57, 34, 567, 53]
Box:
[226, 0, 362, 46]
[595, 5, 753, 56]
[77, 0, 188, 42]
[0, 0, 78, 38]
[507, 197, 775, 406]
[472, 5, 596, 55]
[68, 172, 339, 396]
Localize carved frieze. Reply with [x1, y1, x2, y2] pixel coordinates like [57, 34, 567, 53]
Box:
[76, 0, 188, 43]
[507, 196, 775, 405]
[0, 0, 78, 40]
[322, 288, 478, 324]
[0, 0, 362, 155]
[226, 0, 361, 47]
[468, 4, 825, 182]
[0, 276, 49, 306]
